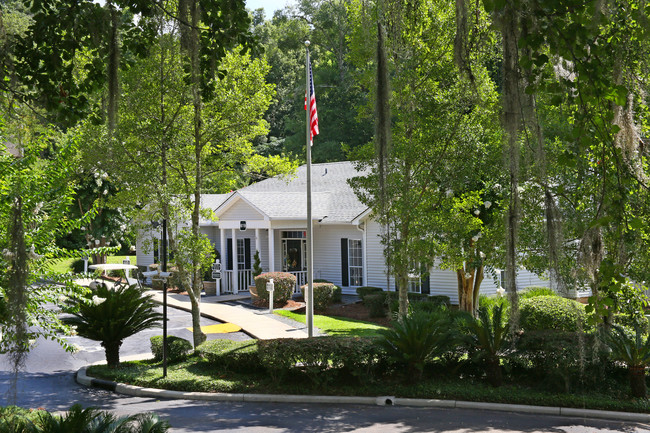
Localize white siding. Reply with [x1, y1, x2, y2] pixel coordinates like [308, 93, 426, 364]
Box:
[313, 224, 362, 293]
[221, 200, 264, 221]
[516, 269, 550, 289]
[136, 229, 156, 269]
[364, 220, 395, 290]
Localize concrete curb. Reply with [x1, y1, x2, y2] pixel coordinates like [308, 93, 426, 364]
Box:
[76, 367, 650, 422]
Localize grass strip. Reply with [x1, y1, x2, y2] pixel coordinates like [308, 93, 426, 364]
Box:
[274, 310, 387, 337]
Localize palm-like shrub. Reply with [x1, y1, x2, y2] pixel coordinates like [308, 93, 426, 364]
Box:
[63, 284, 162, 368]
[604, 325, 650, 398]
[464, 304, 509, 387]
[377, 309, 452, 379]
[35, 404, 169, 432]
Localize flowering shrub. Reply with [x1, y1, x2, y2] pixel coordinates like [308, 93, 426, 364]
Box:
[254, 272, 296, 304]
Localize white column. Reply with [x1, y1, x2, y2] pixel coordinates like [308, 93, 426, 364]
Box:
[231, 228, 238, 294]
[220, 228, 226, 292]
[268, 227, 275, 272]
[362, 224, 368, 287]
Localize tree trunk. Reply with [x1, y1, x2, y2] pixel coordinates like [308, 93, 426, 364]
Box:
[485, 357, 503, 387]
[629, 366, 647, 398]
[186, 0, 206, 349]
[456, 268, 475, 314]
[103, 341, 122, 368]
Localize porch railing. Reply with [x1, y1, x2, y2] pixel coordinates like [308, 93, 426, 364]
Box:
[290, 271, 308, 293]
[222, 269, 308, 294]
[222, 269, 253, 293]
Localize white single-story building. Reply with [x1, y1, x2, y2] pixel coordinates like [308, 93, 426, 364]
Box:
[136, 161, 548, 302]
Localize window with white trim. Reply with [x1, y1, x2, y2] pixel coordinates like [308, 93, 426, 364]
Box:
[237, 239, 246, 270]
[348, 239, 363, 287]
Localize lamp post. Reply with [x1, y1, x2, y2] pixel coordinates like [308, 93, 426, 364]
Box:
[146, 220, 169, 377]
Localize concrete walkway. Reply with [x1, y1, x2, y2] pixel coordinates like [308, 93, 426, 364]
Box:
[146, 291, 309, 340]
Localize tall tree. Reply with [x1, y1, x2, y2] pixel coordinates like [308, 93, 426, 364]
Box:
[349, 0, 502, 316]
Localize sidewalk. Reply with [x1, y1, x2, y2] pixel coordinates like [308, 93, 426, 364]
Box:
[146, 290, 309, 340]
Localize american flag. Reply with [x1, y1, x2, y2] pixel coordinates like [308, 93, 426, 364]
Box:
[305, 64, 319, 146]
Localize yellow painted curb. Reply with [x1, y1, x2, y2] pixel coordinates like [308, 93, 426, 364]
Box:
[187, 323, 242, 334]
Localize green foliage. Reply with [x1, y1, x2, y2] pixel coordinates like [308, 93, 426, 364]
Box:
[195, 339, 261, 373]
[355, 286, 384, 301]
[364, 293, 387, 318]
[257, 337, 383, 385]
[150, 335, 193, 362]
[63, 284, 162, 367]
[300, 282, 335, 312]
[463, 304, 509, 387]
[252, 250, 263, 278]
[604, 325, 650, 369]
[478, 294, 510, 311]
[33, 404, 169, 433]
[520, 286, 557, 299]
[514, 330, 607, 393]
[70, 259, 86, 274]
[519, 296, 589, 332]
[377, 310, 452, 378]
[315, 279, 343, 303]
[254, 272, 296, 304]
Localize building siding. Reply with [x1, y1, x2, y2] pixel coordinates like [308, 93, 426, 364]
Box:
[221, 200, 265, 221]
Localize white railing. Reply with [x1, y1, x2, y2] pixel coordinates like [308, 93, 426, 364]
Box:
[222, 270, 307, 294]
[222, 269, 253, 293]
[290, 271, 308, 293]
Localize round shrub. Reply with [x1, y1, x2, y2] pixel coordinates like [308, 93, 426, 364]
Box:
[70, 258, 87, 274]
[300, 282, 335, 312]
[195, 339, 260, 373]
[254, 272, 296, 304]
[150, 335, 193, 362]
[519, 296, 589, 332]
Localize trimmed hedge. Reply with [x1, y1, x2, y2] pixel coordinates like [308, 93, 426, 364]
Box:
[254, 272, 296, 304]
[257, 337, 384, 385]
[300, 282, 336, 312]
[365, 293, 387, 318]
[356, 286, 384, 301]
[519, 296, 589, 332]
[150, 335, 193, 362]
[195, 339, 261, 373]
[386, 292, 451, 314]
[512, 330, 608, 392]
[314, 279, 342, 303]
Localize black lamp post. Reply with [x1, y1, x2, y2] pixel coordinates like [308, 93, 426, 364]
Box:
[150, 219, 169, 378]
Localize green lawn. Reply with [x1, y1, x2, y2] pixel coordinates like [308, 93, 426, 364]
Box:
[274, 309, 387, 337]
[48, 255, 137, 274]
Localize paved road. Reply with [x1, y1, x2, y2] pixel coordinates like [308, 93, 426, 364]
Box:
[2, 306, 650, 432]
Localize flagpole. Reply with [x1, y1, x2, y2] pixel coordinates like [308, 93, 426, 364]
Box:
[305, 40, 314, 338]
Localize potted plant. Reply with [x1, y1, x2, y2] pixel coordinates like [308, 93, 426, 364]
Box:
[249, 250, 263, 299]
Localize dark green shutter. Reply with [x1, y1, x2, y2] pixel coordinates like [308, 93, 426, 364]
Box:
[341, 238, 349, 287]
[226, 239, 233, 270]
[244, 238, 251, 270]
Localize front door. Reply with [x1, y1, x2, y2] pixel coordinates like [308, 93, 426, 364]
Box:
[282, 239, 305, 272]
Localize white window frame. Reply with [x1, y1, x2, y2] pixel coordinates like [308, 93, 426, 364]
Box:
[348, 239, 363, 287]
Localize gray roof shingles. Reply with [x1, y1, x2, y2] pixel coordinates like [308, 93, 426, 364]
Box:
[208, 161, 368, 223]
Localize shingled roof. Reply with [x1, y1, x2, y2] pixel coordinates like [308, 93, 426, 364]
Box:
[212, 161, 369, 223]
